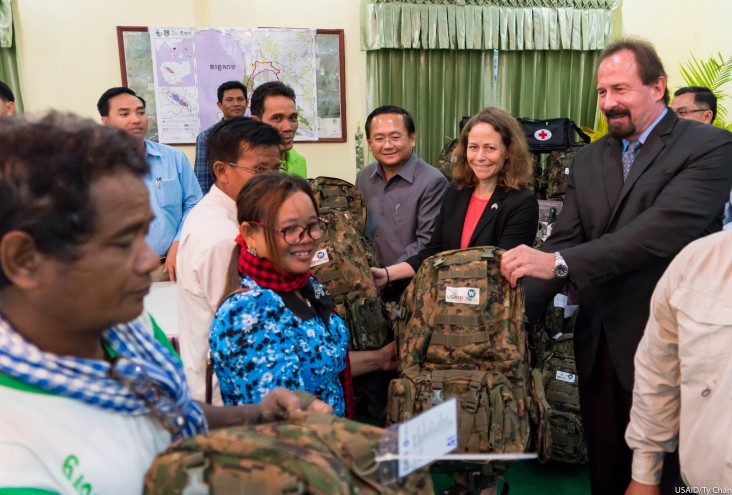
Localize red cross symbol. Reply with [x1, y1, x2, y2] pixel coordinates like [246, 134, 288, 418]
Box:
[534, 128, 552, 141]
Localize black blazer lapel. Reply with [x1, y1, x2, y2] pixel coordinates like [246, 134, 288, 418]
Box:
[602, 138, 624, 212]
[469, 187, 509, 246]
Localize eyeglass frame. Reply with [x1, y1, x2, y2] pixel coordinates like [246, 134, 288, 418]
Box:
[367, 135, 408, 146]
[248, 218, 328, 245]
[109, 356, 186, 435]
[673, 108, 710, 117]
[226, 162, 281, 175]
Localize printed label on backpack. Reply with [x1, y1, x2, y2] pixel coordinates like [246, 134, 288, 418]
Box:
[310, 249, 330, 267]
[556, 370, 576, 383]
[445, 287, 480, 305]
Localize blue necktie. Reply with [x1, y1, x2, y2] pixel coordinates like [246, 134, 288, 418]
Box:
[622, 140, 642, 180]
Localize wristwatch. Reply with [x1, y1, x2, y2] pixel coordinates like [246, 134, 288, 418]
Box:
[553, 252, 569, 278]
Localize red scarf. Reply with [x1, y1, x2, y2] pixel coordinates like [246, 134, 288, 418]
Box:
[235, 234, 311, 292]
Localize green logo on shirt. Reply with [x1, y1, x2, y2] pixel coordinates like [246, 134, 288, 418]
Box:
[62, 454, 97, 495]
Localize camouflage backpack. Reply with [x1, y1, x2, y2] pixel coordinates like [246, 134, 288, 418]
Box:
[310, 206, 391, 351]
[386, 247, 531, 455]
[542, 143, 586, 200]
[529, 304, 588, 464]
[436, 139, 458, 181]
[308, 177, 367, 235]
[144, 411, 434, 494]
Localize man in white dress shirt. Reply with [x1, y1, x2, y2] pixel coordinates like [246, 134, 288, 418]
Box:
[177, 117, 281, 403]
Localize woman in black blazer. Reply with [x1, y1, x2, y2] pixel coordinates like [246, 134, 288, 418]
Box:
[372, 107, 538, 288]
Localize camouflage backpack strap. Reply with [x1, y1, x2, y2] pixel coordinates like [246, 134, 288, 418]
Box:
[431, 369, 490, 452]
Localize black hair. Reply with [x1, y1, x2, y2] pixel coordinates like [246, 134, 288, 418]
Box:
[96, 87, 146, 117]
[217, 81, 248, 103]
[674, 86, 718, 122]
[364, 105, 416, 139]
[249, 82, 296, 118]
[205, 116, 282, 179]
[0, 81, 14, 103]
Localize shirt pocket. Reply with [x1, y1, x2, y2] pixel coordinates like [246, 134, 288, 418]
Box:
[671, 286, 732, 390]
[155, 178, 181, 212]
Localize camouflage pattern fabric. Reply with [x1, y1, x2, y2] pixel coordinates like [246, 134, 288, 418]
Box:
[436, 139, 458, 182]
[309, 177, 367, 235]
[529, 307, 588, 465]
[144, 411, 434, 494]
[542, 144, 586, 200]
[311, 206, 391, 351]
[386, 247, 531, 456]
[529, 152, 546, 200]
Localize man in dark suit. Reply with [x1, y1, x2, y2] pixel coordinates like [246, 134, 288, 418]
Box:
[500, 39, 732, 495]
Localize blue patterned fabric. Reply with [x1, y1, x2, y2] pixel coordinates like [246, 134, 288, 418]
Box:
[0, 313, 206, 440]
[210, 275, 348, 416]
[194, 124, 216, 194]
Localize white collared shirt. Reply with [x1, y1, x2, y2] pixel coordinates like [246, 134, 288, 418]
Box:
[176, 184, 238, 404]
[626, 230, 732, 488]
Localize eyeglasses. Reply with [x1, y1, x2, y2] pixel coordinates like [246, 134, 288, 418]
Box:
[673, 108, 709, 117]
[227, 162, 281, 175]
[368, 136, 407, 146]
[109, 356, 186, 435]
[250, 219, 327, 245]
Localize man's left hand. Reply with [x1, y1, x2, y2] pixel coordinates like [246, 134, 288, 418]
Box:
[500, 244, 556, 287]
[164, 241, 179, 282]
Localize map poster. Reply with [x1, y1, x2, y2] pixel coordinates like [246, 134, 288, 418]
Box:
[149, 26, 319, 145]
[150, 28, 200, 143]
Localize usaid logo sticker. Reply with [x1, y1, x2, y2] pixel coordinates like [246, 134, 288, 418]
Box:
[556, 370, 576, 383]
[445, 287, 480, 305]
[534, 128, 552, 141]
[310, 249, 330, 267]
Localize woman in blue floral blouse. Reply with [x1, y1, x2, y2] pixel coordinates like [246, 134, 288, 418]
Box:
[209, 174, 350, 415]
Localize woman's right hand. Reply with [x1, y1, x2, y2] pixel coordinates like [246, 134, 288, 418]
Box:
[371, 266, 389, 288]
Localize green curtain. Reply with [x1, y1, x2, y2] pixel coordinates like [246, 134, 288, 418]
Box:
[367, 48, 599, 167]
[367, 49, 496, 166]
[497, 49, 599, 127]
[0, 0, 11, 48]
[361, 0, 620, 51]
[0, 0, 22, 113]
[0, 46, 23, 113]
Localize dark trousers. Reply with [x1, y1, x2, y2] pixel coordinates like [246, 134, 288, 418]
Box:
[579, 333, 679, 495]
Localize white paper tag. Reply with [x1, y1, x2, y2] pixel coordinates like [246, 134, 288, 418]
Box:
[310, 249, 330, 267]
[556, 370, 577, 383]
[397, 398, 458, 478]
[553, 293, 568, 309]
[445, 287, 480, 305]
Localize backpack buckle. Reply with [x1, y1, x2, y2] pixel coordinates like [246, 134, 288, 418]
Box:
[181, 452, 209, 495]
[464, 380, 482, 413]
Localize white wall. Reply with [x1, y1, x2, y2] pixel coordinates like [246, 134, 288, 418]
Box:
[12, 0, 366, 182]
